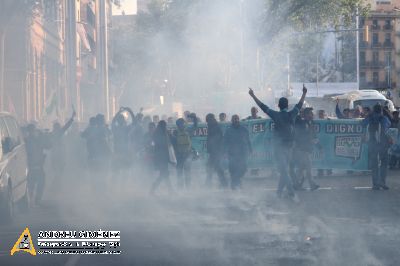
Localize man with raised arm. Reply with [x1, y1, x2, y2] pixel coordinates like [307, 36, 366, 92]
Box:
[249, 85, 307, 201]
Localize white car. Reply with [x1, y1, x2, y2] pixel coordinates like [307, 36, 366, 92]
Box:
[0, 113, 29, 223]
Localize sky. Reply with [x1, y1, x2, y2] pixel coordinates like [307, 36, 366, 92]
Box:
[112, 0, 137, 16]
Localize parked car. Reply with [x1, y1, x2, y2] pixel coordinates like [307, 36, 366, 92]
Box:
[0, 113, 29, 223]
[336, 90, 396, 112]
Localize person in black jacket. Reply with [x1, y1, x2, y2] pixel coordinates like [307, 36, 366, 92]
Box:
[150, 120, 173, 194]
[293, 108, 319, 191]
[25, 124, 52, 204]
[224, 115, 252, 190]
[205, 113, 228, 188]
[362, 104, 391, 190]
[111, 107, 135, 172]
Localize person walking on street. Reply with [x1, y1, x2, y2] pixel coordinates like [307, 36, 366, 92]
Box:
[293, 107, 320, 191]
[150, 120, 173, 194]
[171, 114, 198, 189]
[362, 104, 391, 190]
[112, 107, 135, 171]
[205, 113, 228, 188]
[249, 85, 307, 201]
[224, 115, 252, 190]
[25, 124, 52, 205]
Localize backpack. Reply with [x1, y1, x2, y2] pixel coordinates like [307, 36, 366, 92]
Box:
[175, 129, 192, 154]
[275, 112, 295, 143]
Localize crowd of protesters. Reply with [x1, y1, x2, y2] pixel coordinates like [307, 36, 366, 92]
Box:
[20, 86, 400, 204]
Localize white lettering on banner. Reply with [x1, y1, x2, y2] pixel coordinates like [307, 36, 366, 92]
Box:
[252, 122, 266, 133]
[326, 123, 363, 134]
[193, 127, 208, 136]
[313, 123, 321, 133]
[269, 121, 275, 131]
[335, 135, 362, 159]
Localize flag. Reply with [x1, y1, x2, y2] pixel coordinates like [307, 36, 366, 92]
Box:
[45, 90, 57, 115]
[77, 23, 91, 52]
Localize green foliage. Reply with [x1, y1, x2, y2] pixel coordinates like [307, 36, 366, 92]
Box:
[270, 0, 369, 28]
[259, 0, 370, 42]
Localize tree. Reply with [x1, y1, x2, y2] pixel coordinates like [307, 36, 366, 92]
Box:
[258, 0, 370, 43]
[111, 0, 370, 106]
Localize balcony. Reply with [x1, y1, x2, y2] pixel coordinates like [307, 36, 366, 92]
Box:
[371, 42, 382, 48]
[371, 61, 384, 69]
[371, 25, 381, 30]
[383, 41, 394, 49]
[384, 25, 394, 31]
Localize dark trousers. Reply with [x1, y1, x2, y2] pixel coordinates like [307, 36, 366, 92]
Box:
[28, 167, 45, 203]
[176, 153, 191, 189]
[369, 142, 388, 187]
[389, 154, 399, 168]
[275, 145, 295, 197]
[206, 153, 228, 188]
[151, 162, 172, 193]
[228, 156, 247, 190]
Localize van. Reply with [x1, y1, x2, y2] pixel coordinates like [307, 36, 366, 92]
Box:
[336, 90, 395, 112]
[0, 113, 29, 222]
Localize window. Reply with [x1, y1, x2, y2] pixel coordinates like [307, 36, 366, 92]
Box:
[373, 33, 379, 44]
[385, 51, 392, 66]
[360, 72, 366, 84]
[385, 33, 391, 42]
[87, 7, 96, 27]
[373, 72, 379, 83]
[385, 19, 392, 30]
[360, 51, 366, 65]
[386, 71, 391, 85]
[360, 32, 364, 42]
[373, 19, 378, 28]
[359, 18, 365, 28]
[373, 51, 379, 63]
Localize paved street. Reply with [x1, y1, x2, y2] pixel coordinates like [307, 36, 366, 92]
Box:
[1, 170, 400, 266]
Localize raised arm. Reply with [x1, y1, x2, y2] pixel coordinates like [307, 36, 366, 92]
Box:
[335, 98, 345, 119]
[60, 110, 76, 136]
[124, 107, 135, 125]
[249, 88, 265, 109]
[297, 84, 307, 109]
[112, 108, 124, 128]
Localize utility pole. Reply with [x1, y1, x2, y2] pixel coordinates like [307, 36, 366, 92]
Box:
[316, 54, 319, 97]
[98, 0, 110, 121]
[356, 9, 360, 89]
[65, 0, 77, 119]
[287, 53, 290, 94]
[0, 29, 5, 111]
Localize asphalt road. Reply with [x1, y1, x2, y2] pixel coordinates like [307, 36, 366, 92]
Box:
[1, 170, 400, 266]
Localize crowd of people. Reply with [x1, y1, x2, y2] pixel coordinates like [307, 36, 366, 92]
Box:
[21, 86, 400, 204]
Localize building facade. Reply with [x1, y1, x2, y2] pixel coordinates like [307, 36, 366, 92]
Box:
[0, 0, 112, 123]
[359, 0, 400, 105]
